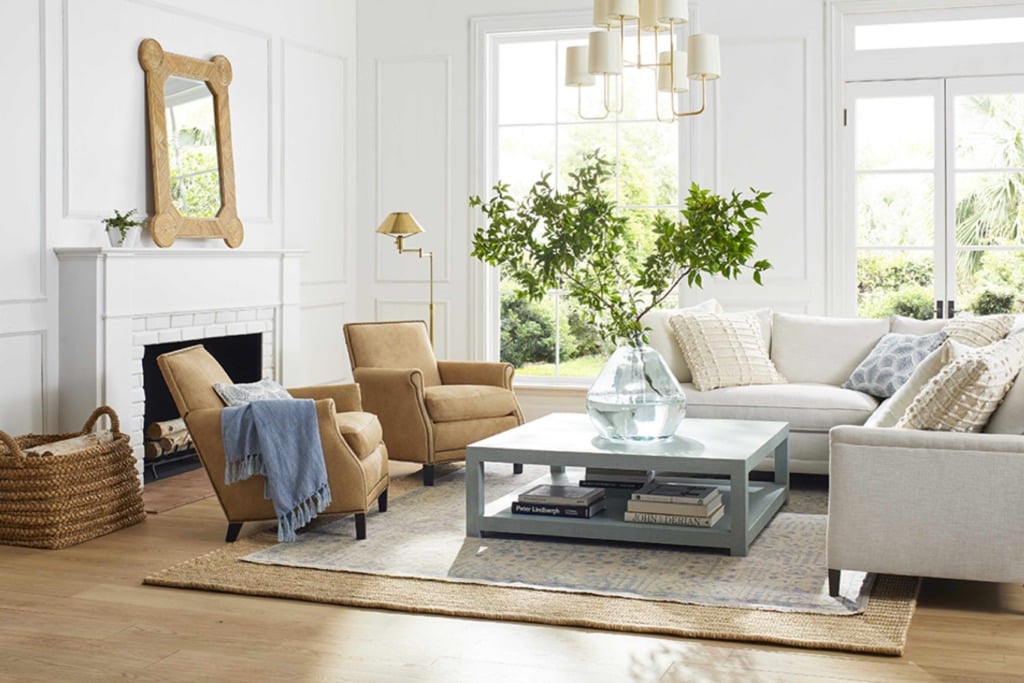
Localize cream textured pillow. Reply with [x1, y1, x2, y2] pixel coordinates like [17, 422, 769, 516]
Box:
[668, 311, 786, 392]
[895, 336, 1024, 432]
[943, 314, 1014, 347]
[640, 299, 722, 383]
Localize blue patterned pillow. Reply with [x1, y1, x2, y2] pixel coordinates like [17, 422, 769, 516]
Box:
[213, 378, 293, 406]
[842, 331, 946, 398]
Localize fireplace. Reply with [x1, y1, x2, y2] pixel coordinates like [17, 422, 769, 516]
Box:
[54, 247, 304, 481]
[141, 333, 263, 480]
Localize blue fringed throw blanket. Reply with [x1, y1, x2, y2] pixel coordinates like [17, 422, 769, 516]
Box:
[220, 399, 332, 542]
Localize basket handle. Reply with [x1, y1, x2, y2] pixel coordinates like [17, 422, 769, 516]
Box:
[0, 430, 27, 465]
[81, 405, 121, 435]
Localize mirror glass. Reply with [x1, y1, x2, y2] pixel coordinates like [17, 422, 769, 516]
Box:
[164, 76, 221, 218]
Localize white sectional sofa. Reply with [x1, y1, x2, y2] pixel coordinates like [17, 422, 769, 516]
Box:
[645, 306, 1024, 588]
[645, 308, 1024, 474]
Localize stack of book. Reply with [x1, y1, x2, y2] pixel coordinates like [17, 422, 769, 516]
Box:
[578, 467, 651, 491]
[511, 484, 606, 518]
[623, 481, 724, 527]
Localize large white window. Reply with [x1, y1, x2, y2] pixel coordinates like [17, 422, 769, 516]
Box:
[835, 3, 1024, 318]
[487, 29, 682, 379]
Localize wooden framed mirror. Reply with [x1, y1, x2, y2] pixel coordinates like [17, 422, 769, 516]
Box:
[139, 38, 243, 248]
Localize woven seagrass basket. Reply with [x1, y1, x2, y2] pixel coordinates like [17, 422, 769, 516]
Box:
[0, 406, 145, 549]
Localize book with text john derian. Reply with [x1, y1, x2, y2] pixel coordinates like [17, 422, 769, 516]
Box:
[623, 505, 725, 527]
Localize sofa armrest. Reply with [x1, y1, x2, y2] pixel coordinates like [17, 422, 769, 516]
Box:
[437, 360, 515, 389]
[827, 425, 1024, 583]
[287, 383, 362, 412]
[352, 367, 432, 463]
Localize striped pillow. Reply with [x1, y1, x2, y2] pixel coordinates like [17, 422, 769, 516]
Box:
[668, 311, 786, 392]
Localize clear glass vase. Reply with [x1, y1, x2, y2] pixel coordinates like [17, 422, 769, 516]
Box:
[586, 343, 687, 441]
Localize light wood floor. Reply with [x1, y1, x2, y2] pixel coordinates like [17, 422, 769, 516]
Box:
[1, 463, 1021, 682]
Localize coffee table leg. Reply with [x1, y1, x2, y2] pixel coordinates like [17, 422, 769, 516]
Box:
[730, 464, 748, 556]
[466, 455, 485, 537]
[774, 437, 790, 503]
[549, 465, 565, 475]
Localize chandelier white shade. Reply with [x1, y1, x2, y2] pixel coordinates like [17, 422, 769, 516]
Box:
[570, 0, 719, 121]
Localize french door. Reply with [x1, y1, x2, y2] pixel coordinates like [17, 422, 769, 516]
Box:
[846, 75, 1024, 319]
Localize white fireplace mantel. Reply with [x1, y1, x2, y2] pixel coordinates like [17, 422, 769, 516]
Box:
[54, 247, 305, 474]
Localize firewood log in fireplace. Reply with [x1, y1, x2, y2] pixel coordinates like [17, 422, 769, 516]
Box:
[144, 428, 194, 460]
[145, 418, 186, 440]
[158, 429, 193, 454]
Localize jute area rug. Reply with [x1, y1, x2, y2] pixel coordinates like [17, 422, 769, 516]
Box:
[145, 464, 919, 655]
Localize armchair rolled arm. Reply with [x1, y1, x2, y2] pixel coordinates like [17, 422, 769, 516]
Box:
[352, 367, 433, 463]
[288, 383, 363, 412]
[437, 360, 515, 389]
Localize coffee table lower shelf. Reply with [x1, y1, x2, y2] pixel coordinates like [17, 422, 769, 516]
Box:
[473, 472, 786, 554]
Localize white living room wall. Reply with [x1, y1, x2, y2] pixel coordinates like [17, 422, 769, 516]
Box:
[354, 0, 827, 369]
[0, 0, 357, 435]
[353, 0, 825, 419]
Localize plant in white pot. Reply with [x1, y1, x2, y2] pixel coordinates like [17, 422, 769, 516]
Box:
[102, 208, 144, 248]
[470, 151, 772, 440]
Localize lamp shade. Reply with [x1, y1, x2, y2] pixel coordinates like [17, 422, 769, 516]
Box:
[657, 0, 688, 24]
[606, 0, 639, 19]
[657, 51, 689, 93]
[588, 30, 623, 75]
[639, 0, 667, 30]
[687, 33, 721, 80]
[376, 212, 424, 237]
[565, 46, 595, 86]
[593, 0, 614, 28]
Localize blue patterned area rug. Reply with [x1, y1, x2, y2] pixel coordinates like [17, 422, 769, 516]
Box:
[145, 465, 919, 655]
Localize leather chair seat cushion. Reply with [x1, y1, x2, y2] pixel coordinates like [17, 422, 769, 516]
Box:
[434, 415, 521, 452]
[423, 385, 519, 423]
[335, 411, 384, 459]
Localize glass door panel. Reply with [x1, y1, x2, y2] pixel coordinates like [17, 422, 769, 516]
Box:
[849, 80, 943, 319]
[949, 77, 1024, 315]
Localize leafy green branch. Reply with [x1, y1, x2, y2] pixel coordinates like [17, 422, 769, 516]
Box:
[470, 150, 772, 347]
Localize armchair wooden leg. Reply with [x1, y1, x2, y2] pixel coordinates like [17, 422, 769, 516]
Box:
[378, 489, 388, 512]
[422, 464, 435, 487]
[225, 523, 243, 543]
[355, 513, 367, 540]
[513, 463, 524, 474]
[828, 569, 841, 597]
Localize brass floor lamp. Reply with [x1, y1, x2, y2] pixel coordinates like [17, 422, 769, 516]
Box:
[376, 212, 434, 345]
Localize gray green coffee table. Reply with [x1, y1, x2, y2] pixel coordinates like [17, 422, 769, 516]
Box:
[465, 412, 789, 556]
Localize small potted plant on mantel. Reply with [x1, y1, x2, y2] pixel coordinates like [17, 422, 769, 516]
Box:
[470, 150, 772, 441]
[102, 208, 145, 248]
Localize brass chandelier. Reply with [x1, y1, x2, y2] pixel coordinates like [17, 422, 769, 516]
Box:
[564, 0, 721, 122]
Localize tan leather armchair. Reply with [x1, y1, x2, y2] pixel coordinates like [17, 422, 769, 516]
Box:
[157, 345, 389, 542]
[343, 320, 524, 486]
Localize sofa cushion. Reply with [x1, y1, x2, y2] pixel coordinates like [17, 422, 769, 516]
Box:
[423, 385, 518, 423]
[335, 411, 383, 459]
[896, 336, 1024, 432]
[668, 311, 785, 392]
[771, 313, 889, 385]
[842, 330, 946, 398]
[890, 315, 946, 335]
[641, 299, 721, 383]
[681, 382, 878, 432]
